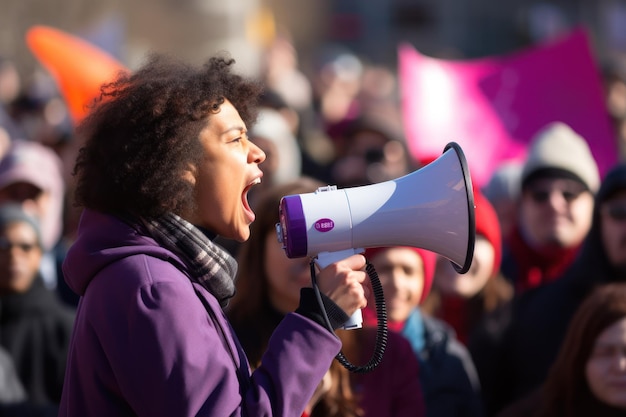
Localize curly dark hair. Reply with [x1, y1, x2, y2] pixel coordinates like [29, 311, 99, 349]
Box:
[72, 52, 263, 219]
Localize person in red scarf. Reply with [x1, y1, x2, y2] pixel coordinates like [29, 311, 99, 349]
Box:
[363, 245, 484, 417]
[500, 121, 599, 294]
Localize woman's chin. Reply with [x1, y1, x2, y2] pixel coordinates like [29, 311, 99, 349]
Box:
[233, 226, 251, 243]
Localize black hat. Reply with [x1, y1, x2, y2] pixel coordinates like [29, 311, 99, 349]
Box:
[596, 163, 626, 203]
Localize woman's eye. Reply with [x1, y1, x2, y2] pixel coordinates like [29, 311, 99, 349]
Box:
[230, 132, 248, 144]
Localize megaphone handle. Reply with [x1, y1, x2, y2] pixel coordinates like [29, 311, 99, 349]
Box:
[341, 309, 363, 330]
[315, 249, 365, 330]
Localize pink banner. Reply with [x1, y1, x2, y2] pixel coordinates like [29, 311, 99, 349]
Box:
[399, 28, 618, 187]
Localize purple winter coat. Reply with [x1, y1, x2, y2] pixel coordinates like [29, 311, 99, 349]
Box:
[58, 209, 341, 417]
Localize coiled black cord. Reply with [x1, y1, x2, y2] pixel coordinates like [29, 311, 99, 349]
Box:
[310, 259, 388, 373]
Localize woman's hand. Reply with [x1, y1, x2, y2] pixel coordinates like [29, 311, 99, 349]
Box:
[315, 254, 369, 317]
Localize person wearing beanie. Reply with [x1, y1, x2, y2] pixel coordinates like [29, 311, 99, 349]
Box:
[363, 245, 484, 417]
[0, 140, 65, 261]
[0, 203, 74, 410]
[0, 139, 73, 305]
[501, 121, 599, 294]
[488, 162, 626, 415]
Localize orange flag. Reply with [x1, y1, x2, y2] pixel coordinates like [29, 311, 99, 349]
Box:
[25, 25, 128, 125]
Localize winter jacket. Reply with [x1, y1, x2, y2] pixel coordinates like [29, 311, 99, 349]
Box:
[419, 313, 484, 417]
[59, 209, 341, 417]
[365, 307, 483, 417]
[0, 276, 75, 405]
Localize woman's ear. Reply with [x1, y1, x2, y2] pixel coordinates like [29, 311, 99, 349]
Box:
[181, 163, 197, 186]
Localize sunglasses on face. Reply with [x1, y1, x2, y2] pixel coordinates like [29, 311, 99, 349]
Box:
[526, 187, 587, 204]
[602, 204, 626, 222]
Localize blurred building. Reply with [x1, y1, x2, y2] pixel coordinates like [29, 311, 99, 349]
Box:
[1, 0, 626, 89]
[317, 0, 626, 65]
[0, 0, 266, 79]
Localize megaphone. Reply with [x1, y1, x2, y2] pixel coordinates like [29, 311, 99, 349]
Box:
[276, 142, 476, 329]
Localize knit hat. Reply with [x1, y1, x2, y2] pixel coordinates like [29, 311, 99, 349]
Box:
[0, 203, 42, 247]
[482, 160, 523, 204]
[474, 187, 502, 278]
[0, 140, 65, 250]
[596, 162, 626, 204]
[521, 122, 600, 193]
[365, 246, 437, 304]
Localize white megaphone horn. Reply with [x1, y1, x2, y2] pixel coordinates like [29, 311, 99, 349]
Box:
[276, 142, 476, 329]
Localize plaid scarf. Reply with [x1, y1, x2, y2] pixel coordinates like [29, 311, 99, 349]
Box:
[144, 213, 237, 307]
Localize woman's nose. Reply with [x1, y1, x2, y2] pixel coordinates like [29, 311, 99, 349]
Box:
[249, 141, 266, 164]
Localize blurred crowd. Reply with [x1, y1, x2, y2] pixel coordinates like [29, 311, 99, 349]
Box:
[2, 24, 626, 417]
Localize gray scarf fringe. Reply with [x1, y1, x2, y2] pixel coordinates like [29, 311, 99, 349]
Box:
[145, 213, 237, 307]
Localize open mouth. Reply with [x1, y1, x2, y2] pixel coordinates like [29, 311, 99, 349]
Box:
[242, 177, 262, 222]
